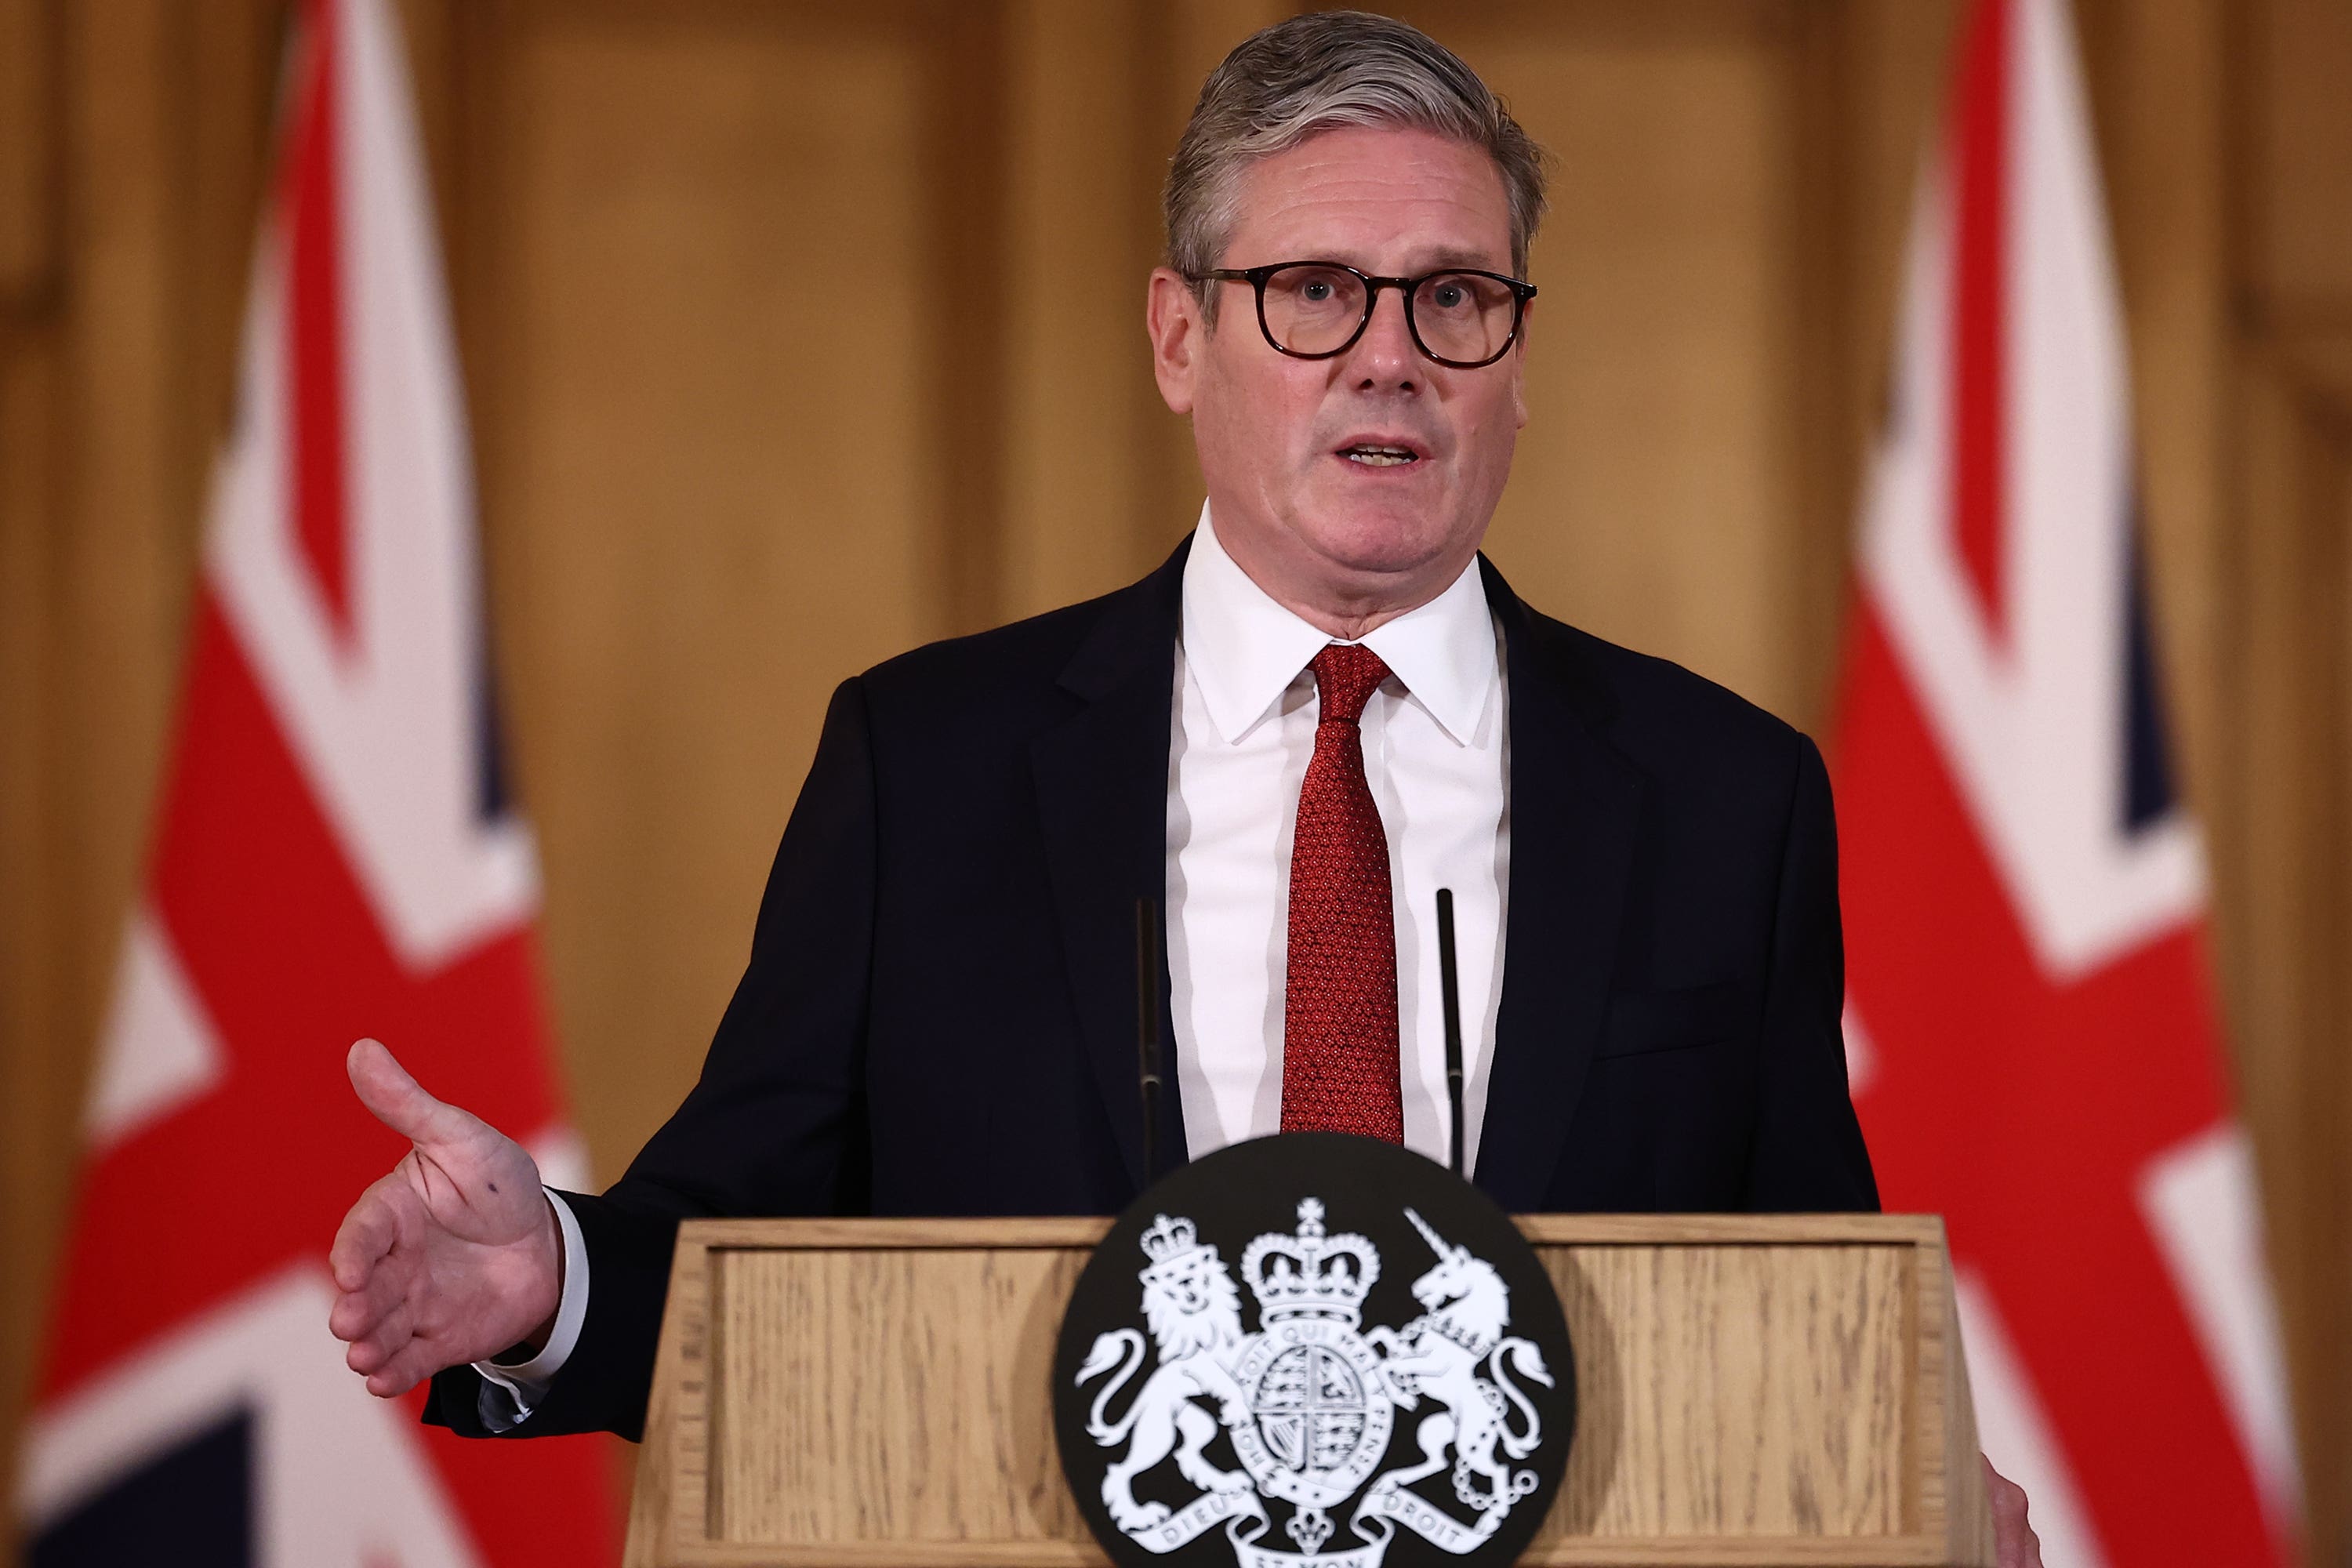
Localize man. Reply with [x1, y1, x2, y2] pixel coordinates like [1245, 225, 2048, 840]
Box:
[327, 12, 2036, 1561]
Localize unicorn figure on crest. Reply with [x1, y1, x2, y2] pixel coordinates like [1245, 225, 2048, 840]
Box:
[1365, 1208, 1554, 1520]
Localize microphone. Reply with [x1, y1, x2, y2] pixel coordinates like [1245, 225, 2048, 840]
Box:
[1436, 887, 1465, 1178]
[1134, 897, 1165, 1186]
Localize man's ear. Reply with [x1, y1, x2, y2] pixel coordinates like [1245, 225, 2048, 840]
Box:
[1147, 267, 1205, 416]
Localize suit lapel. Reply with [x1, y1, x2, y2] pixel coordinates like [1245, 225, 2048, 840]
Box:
[1032, 539, 1192, 1195]
[1473, 559, 1645, 1210]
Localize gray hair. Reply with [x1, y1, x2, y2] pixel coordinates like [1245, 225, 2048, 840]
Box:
[1165, 11, 1550, 319]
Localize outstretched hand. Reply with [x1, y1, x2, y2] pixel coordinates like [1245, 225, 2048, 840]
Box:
[328, 1039, 563, 1398]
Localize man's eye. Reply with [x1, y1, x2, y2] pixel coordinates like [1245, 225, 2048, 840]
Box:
[1431, 283, 1466, 309]
[1301, 281, 1333, 302]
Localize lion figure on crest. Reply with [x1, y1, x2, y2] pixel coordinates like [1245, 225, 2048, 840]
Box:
[1076, 1215, 1254, 1530]
[1367, 1208, 1553, 1519]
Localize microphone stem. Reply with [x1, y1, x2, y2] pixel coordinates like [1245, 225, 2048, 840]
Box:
[1135, 898, 1163, 1186]
[1437, 888, 1465, 1179]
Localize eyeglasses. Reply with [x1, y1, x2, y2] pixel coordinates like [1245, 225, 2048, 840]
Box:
[1189, 261, 1537, 369]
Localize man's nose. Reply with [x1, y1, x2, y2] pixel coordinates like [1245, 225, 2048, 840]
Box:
[1348, 285, 1420, 390]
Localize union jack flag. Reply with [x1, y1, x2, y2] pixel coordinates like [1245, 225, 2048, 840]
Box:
[14, 1, 615, 1562]
[1831, 0, 2299, 1562]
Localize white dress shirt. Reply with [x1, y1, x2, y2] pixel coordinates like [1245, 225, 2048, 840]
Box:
[1170, 507, 1508, 1172]
[479, 506, 1512, 1425]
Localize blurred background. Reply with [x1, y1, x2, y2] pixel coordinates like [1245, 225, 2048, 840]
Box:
[2, 0, 2348, 1562]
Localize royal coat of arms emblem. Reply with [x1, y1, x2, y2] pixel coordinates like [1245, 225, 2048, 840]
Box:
[1054, 1135, 1573, 1568]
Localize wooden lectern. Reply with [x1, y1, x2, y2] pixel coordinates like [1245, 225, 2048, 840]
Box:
[624, 1214, 1993, 1568]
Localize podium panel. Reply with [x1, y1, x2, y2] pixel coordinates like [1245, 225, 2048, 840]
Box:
[626, 1214, 1991, 1568]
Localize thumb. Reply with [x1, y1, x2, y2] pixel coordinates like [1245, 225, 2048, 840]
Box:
[348, 1038, 472, 1149]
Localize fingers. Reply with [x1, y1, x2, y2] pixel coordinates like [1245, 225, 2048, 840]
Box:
[365, 1334, 451, 1400]
[328, 1175, 409, 1291]
[328, 1256, 408, 1341]
[346, 1294, 496, 1399]
[347, 1038, 487, 1152]
[343, 1299, 415, 1378]
[365, 1363, 423, 1399]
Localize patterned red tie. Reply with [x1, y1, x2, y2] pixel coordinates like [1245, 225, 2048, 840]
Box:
[1281, 643, 1403, 1142]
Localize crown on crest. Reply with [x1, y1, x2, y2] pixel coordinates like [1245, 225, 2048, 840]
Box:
[1241, 1198, 1380, 1327]
[1138, 1213, 1205, 1267]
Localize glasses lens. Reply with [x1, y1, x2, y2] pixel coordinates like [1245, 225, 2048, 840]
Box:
[1412, 272, 1519, 364]
[1258, 264, 1368, 355]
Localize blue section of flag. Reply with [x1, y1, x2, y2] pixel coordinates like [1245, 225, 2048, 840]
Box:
[2122, 499, 2176, 833]
[27, 1408, 255, 1568]
[475, 637, 513, 823]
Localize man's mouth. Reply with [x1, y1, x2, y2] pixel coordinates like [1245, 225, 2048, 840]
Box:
[1338, 443, 1422, 468]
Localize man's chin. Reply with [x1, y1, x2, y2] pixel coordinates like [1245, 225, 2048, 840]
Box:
[1286, 509, 1466, 583]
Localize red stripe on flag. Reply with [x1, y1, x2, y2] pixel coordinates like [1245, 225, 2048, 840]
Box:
[38, 593, 560, 1400]
[1950, 0, 2012, 641]
[402, 1388, 622, 1568]
[289, 0, 353, 641]
[1834, 609, 2285, 1567]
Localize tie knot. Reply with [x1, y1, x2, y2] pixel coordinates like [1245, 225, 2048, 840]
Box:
[1310, 643, 1392, 726]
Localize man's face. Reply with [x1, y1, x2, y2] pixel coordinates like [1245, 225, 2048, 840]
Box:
[1149, 125, 1530, 620]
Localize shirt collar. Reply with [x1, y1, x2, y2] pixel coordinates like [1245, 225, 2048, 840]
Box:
[1181, 503, 1498, 746]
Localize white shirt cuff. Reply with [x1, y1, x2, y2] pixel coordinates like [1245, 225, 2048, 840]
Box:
[471, 1189, 589, 1429]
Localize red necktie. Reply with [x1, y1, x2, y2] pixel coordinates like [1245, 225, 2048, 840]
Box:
[1281, 643, 1403, 1142]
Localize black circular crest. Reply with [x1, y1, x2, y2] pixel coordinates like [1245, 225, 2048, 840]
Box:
[1053, 1134, 1574, 1568]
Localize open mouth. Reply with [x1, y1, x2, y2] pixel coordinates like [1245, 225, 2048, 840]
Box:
[1338, 443, 1422, 468]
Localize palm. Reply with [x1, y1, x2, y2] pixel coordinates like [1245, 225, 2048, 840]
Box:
[329, 1040, 563, 1398]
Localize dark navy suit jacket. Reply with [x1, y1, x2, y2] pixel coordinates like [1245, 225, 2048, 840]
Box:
[425, 539, 1876, 1442]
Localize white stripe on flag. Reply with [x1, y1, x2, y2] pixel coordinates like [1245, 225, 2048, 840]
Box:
[207, 0, 538, 975]
[524, 1124, 595, 1194]
[2140, 1123, 2303, 1528]
[1857, 0, 2204, 984]
[1955, 1267, 2109, 1568]
[82, 909, 227, 1151]
[1839, 1000, 1876, 1098]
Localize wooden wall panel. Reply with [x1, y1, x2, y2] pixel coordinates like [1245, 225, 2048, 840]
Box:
[1000, 0, 1170, 621]
[2245, 0, 2352, 319]
[2233, 352, 2352, 1560]
[0, 0, 60, 1524]
[464, 1, 971, 1189]
[999, 0, 1289, 617]
[1454, 14, 1814, 725]
[2227, 0, 2352, 1551]
[0, 0, 283, 1525]
[0, 0, 48, 297]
